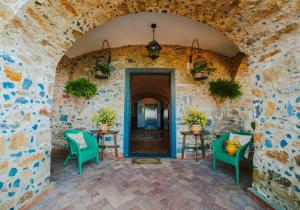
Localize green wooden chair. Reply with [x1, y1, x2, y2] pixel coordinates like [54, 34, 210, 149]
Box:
[212, 131, 253, 184]
[63, 129, 99, 175]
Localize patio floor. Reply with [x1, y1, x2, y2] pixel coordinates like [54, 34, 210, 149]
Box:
[33, 155, 262, 210]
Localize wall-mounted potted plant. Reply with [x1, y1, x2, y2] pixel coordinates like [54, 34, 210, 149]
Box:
[190, 61, 214, 81]
[90, 61, 111, 79]
[64, 77, 97, 105]
[91, 40, 112, 79]
[183, 108, 208, 134]
[208, 79, 242, 105]
[92, 108, 117, 133]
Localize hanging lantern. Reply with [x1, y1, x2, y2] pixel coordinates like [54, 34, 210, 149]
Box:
[146, 24, 161, 60]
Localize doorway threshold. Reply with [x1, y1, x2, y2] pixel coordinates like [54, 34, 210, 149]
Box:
[129, 153, 171, 158]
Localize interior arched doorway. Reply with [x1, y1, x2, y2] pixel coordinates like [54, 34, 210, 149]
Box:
[0, 1, 299, 209]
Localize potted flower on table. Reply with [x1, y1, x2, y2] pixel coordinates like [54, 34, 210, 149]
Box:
[183, 108, 208, 134]
[92, 108, 116, 133]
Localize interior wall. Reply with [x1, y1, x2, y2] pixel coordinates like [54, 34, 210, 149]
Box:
[0, 1, 299, 209]
[137, 98, 161, 129]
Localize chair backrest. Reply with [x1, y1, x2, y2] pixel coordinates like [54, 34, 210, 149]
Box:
[64, 129, 83, 154]
[64, 129, 99, 152]
[230, 131, 253, 159]
[231, 131, 254, 142]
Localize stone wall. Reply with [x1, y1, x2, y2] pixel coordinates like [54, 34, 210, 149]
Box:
[0, 0, 299, 209]
[51, 45, 245, 154]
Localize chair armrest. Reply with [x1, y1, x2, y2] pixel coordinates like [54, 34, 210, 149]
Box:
[212, 133, 230, 153]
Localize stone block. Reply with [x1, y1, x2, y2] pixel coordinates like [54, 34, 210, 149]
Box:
[253, 132, 264, 145]
[0, 136, 5, 156]
[266, 151, 289, 164]
[18, 153, 44, 167]
[9, 133, 28, 151]
[264, 101, 276, 116]
[4, 67, 22, 82]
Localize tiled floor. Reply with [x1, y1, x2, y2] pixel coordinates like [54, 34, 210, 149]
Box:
[130, 129, 169, 154]
[33, 156, 262, 210]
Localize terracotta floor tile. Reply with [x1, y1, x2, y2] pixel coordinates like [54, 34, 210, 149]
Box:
[33, 156, 262, 210]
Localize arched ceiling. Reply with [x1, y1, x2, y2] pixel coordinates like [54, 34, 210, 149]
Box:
[66, 12, 239, 58]
[131, 74, 170, 103]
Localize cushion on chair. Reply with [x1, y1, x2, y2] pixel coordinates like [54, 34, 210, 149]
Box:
[67, 132, 88, 149]
[229, 133, 252, 158]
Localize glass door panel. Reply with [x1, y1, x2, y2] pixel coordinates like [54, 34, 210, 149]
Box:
[145, 104, 158, 129]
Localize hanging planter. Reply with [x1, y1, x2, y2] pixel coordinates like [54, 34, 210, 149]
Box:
[91, 62, 111, 79]
[64, 77, 97, 109]
[91, 40, 112, 79]
[190, 61, 214, 81]
[208, 79, 242, 100]
[187, 40, 214, 81]
[64, 77, 97, 99]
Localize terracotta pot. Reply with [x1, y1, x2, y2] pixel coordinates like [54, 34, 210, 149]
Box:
[191, 125, 202, 134]
[72, 96, 86, 106]
[226, 144, 238, 156]
[100, 124, 109, 132]
[193, 72, 208, 81]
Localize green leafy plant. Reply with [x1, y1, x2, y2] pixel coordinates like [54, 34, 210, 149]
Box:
[64, 77, 97, 98]
[209, 79, 242, 100]
[183, 108, 208, 127]
[91, 61, 111, 77]
[190, 62, 208, 74]
[92, 108, 116, 126]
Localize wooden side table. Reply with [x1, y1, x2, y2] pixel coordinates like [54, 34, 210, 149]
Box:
[181, 130, 209, 162]
[90, 130, 119, 160]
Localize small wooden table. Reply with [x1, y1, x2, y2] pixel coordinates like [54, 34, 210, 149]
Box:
[181, 130, 209, 162]
[90, 130, 119, 160]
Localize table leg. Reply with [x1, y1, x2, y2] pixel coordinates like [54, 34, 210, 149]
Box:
[114, 134, 118, 160]
[181, 134, 186, 159]
[101, 134, 105, 161]
[96, 133, 100, 145]
[201, 136, 205, 159]
[195, 135, 198, 162]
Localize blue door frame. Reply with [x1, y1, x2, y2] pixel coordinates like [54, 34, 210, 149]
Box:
[123, 68, 177, 158]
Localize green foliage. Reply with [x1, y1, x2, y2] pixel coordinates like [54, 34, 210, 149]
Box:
[91, 61, 111, 77]
[92, 108, 116, 126]
[64, 77, 97, 98]
[209, 79, 242, 100]
[190, 62, 207, 74]
[183, 108, 208, 127]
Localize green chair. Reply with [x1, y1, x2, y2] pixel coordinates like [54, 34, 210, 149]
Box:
[212, 131, 253, 184]
[63, 129, 99, 175]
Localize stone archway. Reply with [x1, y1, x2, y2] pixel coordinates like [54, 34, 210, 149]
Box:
[0, 1, 299, 209]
